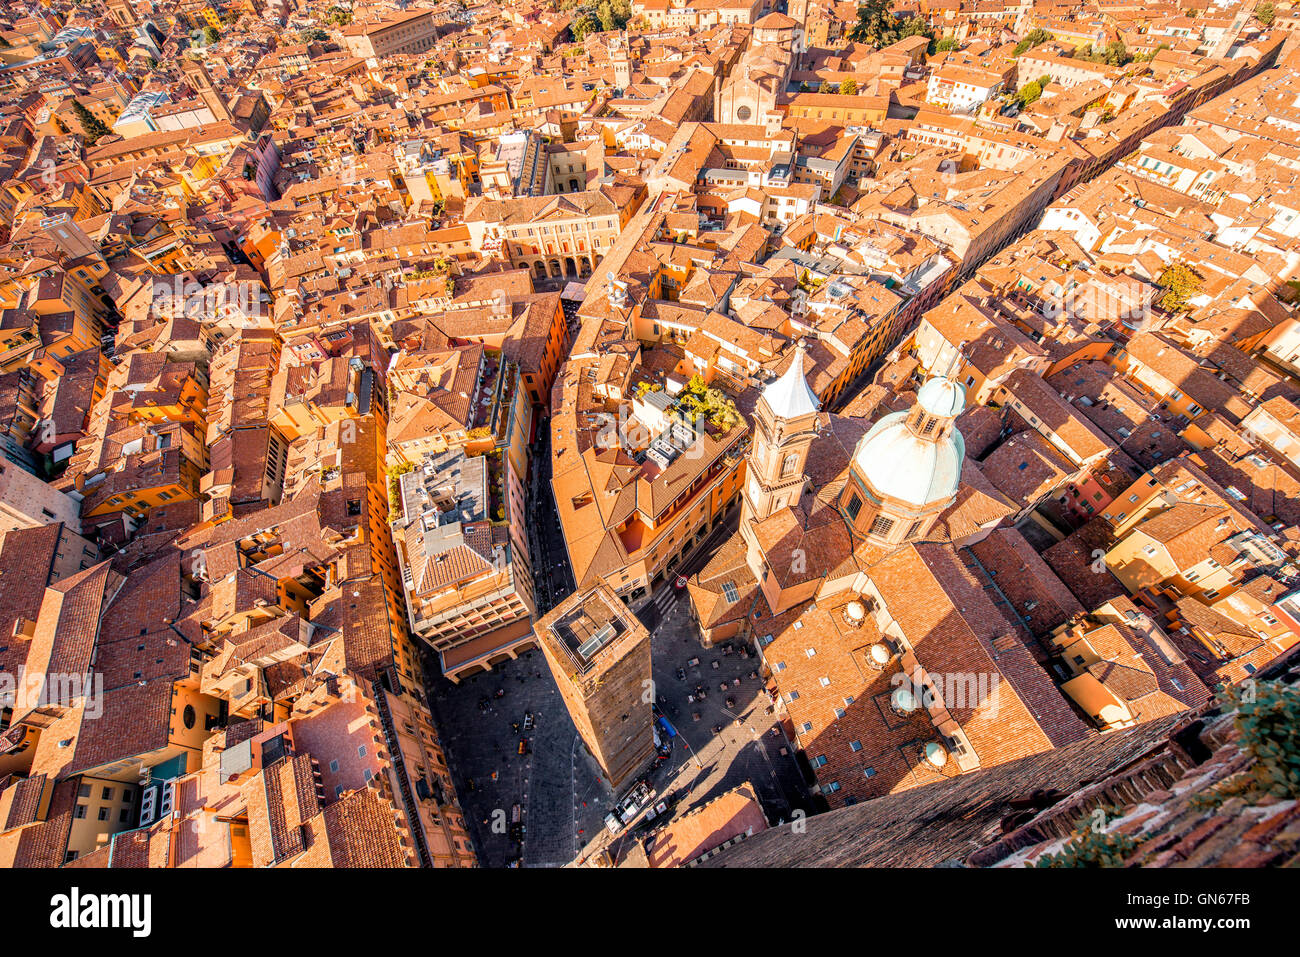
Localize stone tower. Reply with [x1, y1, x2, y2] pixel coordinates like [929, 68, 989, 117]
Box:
[535, 582, 654, 790]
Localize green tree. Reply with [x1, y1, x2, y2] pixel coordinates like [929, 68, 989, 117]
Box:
[932, 36, 959, 53]
[895, 14, 933, 43]
[1072, 40, 1131, 66]
[70, 99, 110, 145]
[848, 0, 891, 46]
[1014, 78, 1043, 107]
[818, 80, 837, 93]
[203, 25, 220, 44]
[1103, 40, 1130, 66]
[387, 461, 415, 509]
[1155, 262, 1203, 312]
[679, 375, 739, 431]
[597, 0, 617, 31]
[840, 77, 858, 95]
[571, 10, 600, 40]
[1255, 2, 1274, 25]
[848, 0, 932, 49]
[1134, 42, 1170, 62]
[1217, 679, 1300, 801]
[1034, 810, 1139, 868]
[1012, 28, 1053, 57]
[299, 27, 328, 42]
[596, 0, 632, 32]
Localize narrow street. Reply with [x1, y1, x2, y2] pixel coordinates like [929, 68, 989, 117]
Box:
[526, 420, 576, 614]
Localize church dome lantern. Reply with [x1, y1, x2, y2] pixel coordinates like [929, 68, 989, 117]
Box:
[916, 375, 966, 419]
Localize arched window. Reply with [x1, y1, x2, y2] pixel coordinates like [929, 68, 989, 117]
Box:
[781, 453, 799, 477]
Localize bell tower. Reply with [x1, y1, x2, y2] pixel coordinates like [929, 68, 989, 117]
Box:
[743, 344, 821, 524]
[183, 60, 231, 124]
[612, 32, 632, 91]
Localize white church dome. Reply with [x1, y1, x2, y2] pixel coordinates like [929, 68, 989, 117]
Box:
[852, 411, 965, 508]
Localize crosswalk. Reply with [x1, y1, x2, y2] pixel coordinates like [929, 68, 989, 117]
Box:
[650, 584, 679, 616]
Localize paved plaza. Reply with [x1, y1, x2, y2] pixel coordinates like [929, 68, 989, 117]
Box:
[428, 586, 814, 868]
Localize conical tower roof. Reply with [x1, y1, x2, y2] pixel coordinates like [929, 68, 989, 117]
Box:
[761, 343, 820, 420]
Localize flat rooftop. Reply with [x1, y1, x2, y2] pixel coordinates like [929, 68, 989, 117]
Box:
[398, 448, 488, 531]
[549, 588, 631, 671]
